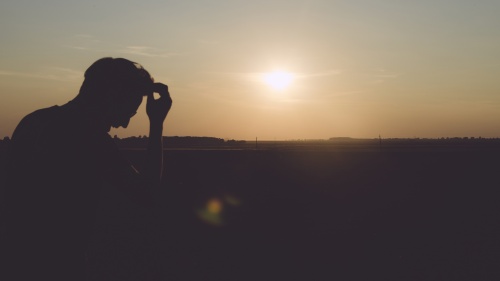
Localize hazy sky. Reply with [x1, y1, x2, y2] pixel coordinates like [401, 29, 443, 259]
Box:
[1, 0, 500, 140]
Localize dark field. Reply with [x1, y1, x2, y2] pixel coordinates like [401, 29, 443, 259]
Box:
[4, 143, 500, 280]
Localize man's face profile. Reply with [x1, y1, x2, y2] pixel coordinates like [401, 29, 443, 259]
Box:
[108, 92, 143, 130]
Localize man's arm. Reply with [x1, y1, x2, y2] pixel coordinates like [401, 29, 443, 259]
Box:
[144, 83, 172, 186]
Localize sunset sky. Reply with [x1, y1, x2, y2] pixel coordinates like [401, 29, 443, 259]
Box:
[1, 0, 500, 140]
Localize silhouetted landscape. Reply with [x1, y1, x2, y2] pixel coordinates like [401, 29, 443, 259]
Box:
[1, 136, 499, 280]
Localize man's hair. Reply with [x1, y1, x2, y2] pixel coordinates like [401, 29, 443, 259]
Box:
[78, 57, 154, 101]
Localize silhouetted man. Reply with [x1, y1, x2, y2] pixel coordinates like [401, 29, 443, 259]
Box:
[2, 58, 172, 280]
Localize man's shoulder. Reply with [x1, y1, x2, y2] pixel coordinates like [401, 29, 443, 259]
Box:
[12, 106, 61, 141]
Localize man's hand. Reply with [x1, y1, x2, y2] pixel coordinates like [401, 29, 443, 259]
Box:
[144, 83, 171, 185]
[146, 83, 172, 124]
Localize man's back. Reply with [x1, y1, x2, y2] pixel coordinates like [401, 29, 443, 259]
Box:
[3, 104, 124, 280]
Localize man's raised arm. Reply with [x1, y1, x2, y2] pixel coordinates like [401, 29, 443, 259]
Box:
[144, 83, 172, 186]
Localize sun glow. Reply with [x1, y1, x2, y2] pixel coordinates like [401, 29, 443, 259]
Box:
[264, 71, 294, 90]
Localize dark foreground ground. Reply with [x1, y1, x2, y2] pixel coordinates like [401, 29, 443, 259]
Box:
[5, 143, 500, 280]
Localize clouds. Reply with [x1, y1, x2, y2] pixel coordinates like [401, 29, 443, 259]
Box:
[63, 34, 180, 59]
[62, 34, 103, 52]
[118, 46, 180, 58]
[295, 70, 342, 79]
[205, 69, 341, 82]
[371, 68, 399, 84]
[0, 67, 82, 82]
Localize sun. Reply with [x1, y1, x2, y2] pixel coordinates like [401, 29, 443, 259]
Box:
[264, 71, 294, 90]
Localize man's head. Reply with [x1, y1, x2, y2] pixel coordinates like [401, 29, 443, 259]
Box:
[76, 57, 154, 130]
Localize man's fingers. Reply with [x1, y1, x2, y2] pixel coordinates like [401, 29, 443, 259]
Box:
[153, 83, 168, 97]
[147, 92, 154, 102]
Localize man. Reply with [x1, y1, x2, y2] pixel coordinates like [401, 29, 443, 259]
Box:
[2, 57, 172, 280]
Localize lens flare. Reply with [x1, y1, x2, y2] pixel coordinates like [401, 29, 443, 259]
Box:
[207, 198, 222, 214]
[196, 195, 242, 226]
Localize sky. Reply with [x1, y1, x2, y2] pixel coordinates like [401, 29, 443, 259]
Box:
[1, 0, 500, 140]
